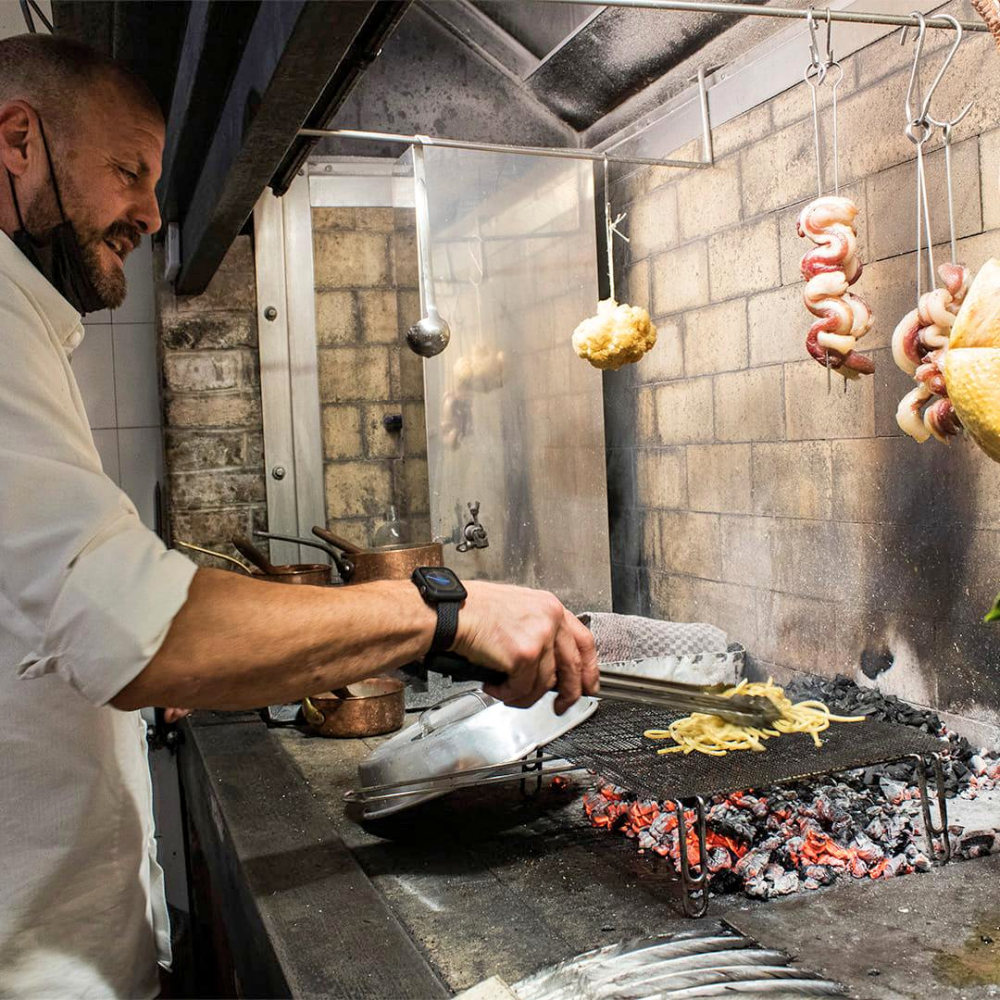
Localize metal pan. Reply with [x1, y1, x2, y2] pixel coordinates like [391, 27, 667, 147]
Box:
[302, 677, 405, 738]
[254, 530, 353, 580]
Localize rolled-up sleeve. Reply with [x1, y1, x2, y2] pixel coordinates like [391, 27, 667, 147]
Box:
[16, 512, 197, 705]
[0, 275, 197, 705]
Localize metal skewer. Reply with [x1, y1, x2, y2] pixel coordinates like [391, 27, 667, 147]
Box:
[602, 155, 630, 303]
[805, 8, 847, 395]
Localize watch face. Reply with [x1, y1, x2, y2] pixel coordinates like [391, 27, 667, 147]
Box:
[414, 566, 467, 600]
[424, 568, 458, 589]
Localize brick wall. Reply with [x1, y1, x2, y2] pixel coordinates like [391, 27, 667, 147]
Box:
[157, 237, 268, 566]
[608, 16, 1000, 730]
[312, 206, 429, 547]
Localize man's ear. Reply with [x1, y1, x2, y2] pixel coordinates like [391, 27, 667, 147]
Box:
[0, 101, 35, 177]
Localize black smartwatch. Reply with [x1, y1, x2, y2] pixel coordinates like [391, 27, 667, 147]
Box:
[411, 566, 468, 653]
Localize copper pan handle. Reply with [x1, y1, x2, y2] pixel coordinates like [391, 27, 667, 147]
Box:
[232, 535, 279, 574]
[312, 525, 366, 556]
[301, 697, 326, 727]
[175, 539, 253, 574]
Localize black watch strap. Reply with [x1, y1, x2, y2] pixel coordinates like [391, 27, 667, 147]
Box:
[430, 600, 460, 653]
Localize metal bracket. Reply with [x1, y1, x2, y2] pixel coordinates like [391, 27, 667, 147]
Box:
[520, 748, 546, 798]
[911, 753, 951, 864]
[675, 795, 710, 918]
[696, 67, 715, 166]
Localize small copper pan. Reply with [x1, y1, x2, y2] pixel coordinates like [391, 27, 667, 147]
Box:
[302, 677, 405, 738]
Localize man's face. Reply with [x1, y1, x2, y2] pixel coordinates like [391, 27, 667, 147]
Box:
[24, 77, 164, 309]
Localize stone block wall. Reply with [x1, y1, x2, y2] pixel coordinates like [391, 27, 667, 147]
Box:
[312, 206, 429, 547]
[608, 15, 1000, 731]
[157, 237, 267, 568]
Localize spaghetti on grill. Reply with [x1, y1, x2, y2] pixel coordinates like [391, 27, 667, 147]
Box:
[643, 679, 864, 756]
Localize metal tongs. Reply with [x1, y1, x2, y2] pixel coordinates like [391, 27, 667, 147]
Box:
[421, 653, 781, 728]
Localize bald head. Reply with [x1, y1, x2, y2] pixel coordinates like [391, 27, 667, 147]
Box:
[0, 33, 162, 135]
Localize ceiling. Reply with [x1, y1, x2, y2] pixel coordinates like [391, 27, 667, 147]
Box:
[323, 0, 792, 154]
[37, 0, 793, 289]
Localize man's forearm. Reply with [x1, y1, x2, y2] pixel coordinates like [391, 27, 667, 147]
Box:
[111, 568, 437, 711]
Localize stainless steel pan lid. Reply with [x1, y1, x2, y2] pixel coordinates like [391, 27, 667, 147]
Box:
[355, 690, 598, 818]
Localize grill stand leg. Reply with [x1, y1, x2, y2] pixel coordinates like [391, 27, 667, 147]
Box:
[674, 796, 709, 918]
[520, 749, 544, 798]
[911, 753, 951, 864]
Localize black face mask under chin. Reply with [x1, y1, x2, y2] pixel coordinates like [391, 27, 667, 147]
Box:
[6, 121, 107, 316]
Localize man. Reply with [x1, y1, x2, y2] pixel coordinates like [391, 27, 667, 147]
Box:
[0, 34, 598, 999]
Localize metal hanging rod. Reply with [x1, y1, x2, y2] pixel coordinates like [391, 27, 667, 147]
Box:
[298, 128, 711, 168]
[541, 0, 987, 32]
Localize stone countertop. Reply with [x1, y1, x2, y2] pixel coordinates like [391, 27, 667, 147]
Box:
[180, 710, 1000, 999]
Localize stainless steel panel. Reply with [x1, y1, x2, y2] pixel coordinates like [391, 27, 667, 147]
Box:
[281, 174, 328, 554]
[253, 190, 300, 565]
[411, 146, 612, 611]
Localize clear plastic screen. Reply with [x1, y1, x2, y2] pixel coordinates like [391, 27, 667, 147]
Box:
[403, 145, 612, 611]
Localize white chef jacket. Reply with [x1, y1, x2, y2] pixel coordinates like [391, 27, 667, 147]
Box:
[0, 231, 198, 998]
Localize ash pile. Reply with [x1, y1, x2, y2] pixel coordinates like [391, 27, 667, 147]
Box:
[583, 674, 1000, 900]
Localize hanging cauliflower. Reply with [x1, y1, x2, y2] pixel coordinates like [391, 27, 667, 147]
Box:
[571, 299, 657, 371]
[942, 259, 1000, 462]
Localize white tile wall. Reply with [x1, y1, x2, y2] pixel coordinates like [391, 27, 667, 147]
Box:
[71, 323, 116, 429]
[113, 323, 161, 428]
[118, 427, 164, 529]
[115, 242, 156, 324]
[73, 239, 163, 532]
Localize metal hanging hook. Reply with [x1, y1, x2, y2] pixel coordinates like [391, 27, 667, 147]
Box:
[901, 11, 928, 131]
[804, 8, 827, 86]
[923, 15, 974, 133]
[902, 10, 970, 134]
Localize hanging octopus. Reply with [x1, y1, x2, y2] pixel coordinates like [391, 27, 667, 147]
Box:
[892, 262, 970, 443]
[798, 197, 875, 378]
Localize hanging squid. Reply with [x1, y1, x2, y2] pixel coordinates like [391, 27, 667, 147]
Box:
[892, 262, 970, 443]
[798, 196, 875, 378]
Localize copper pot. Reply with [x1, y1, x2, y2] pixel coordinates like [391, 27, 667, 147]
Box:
[311, 526, 442, 584]
[250, 564, 333, 586]
[302, 677, 405, 737]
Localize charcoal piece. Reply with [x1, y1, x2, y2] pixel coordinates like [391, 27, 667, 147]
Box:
[764, 862, 800, 896]
[959, 831, 996, 853]
[706, 846, 732, 873]
[879, 777, 907, 803]
[734, 847, 772, 880]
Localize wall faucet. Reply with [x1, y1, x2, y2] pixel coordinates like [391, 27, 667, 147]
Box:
[456, 501, 489, 552]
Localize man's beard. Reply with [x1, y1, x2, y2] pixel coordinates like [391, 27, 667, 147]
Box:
[24, 198, 138, 311]
[79, 234, 128, 309]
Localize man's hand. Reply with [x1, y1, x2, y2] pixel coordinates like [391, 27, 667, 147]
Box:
[451, 581, 599, 713]
[163, 708, 191, 724]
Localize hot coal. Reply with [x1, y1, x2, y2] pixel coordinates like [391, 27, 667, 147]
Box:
[583, 674, 1000, 900]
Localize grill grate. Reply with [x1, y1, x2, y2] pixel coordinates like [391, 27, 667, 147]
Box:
[546, 700, 946, 801]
